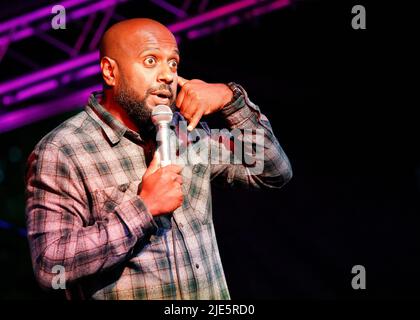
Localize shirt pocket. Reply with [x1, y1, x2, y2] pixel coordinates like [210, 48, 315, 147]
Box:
[92, 182, 139, 217]
[181, 164, 212, 225]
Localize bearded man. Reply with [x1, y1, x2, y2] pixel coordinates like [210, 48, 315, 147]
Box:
[25, 18, 292, 300]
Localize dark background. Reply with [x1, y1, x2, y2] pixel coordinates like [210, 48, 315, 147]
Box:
[0, 0, 418, 299]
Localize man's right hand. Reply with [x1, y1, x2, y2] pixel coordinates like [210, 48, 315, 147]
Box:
[139, 152, 183, 216]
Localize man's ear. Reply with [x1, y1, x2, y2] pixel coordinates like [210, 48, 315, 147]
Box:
[100, 56, 118, 87]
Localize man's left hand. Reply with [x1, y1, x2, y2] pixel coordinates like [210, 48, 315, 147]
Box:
[176, 76, 233, 131]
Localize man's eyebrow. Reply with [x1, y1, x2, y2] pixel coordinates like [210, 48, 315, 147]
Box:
[138, 47, 180, 56]
[139, 47, 159, 55]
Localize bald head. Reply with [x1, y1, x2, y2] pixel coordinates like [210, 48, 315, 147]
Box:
[99, 18, 177, 61]
[98, 18, 180, 132]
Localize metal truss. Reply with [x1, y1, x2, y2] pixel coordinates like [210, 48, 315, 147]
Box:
[0, 0, 290, 133]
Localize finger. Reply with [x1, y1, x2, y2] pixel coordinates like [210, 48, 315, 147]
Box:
[177, 76, 189, 87]
[179, 92, 194, 121]
[145, 151, 160, 177]
[176, 183, 183, 195]
[187, 106, 205, 131]
[174, 175, 183, 184]
[165, 164, 183, 174]
[176, 87, 186, 109]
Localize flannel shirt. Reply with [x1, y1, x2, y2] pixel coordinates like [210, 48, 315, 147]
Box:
[25, 83, 292, 299]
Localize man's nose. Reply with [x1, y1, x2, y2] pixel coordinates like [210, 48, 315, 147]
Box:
[157, 64, 174, 84]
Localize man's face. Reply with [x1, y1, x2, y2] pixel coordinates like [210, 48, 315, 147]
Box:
[114, 28, 179, 128]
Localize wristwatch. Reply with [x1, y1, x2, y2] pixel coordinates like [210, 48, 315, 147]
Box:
[220, 82, 244, 117]
[226, 82, 243, 104]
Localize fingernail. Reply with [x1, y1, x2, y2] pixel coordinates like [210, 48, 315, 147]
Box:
[187, 125, 193, 131]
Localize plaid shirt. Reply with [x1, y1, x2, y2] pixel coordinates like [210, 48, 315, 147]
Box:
[25, 83, 292, 300]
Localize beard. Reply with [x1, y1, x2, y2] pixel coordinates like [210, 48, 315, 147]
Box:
[114, 76, 175, 136]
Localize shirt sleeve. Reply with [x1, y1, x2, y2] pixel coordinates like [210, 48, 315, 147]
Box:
[209, 83, 293, 189]
[25, 142, 157, 290]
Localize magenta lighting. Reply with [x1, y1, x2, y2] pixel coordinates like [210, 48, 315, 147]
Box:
[0, 52, 98, 95]
[0, 0, 291, 133]
[187, 0, 289, 39]
[0, 0, 92, 33]
[170, 0, 260, 33]
[0, 0, 127, 47]
[0, 85, 101, 134]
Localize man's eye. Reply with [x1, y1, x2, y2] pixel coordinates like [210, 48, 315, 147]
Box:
[169, 60, 178, 68]
[144, 57, 156, 65]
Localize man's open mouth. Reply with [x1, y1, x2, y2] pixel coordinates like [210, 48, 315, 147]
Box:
[150, 90, 172, 106]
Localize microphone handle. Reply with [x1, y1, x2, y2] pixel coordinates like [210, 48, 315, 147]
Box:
[157, 122, 171, 167]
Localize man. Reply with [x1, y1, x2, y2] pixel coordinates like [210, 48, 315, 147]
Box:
[25, 18, 292, 300]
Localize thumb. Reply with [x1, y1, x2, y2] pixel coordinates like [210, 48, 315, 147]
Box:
[144, 151, 160, 177]
[177, 76, 189, 87]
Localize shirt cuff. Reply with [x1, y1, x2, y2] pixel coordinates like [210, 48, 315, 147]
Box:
[115, 196, 158, 238]
[219, 82, 257, 128]
[219, 82, 245, 118]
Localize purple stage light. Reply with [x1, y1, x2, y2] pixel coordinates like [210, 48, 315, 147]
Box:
[169, 0, 258, 33]
[0, 0, 288, 99]
[0, 0, 126, 47]
[70, 0, 127, 20]
[15, 80, 58, 102]
[0, 51, 98, 95]
[3, 80, 58, 106]
[187, 0, 289, 40]
[75, 64, 101, 79]
[0, 84, 101, 133]
[0, 0, 292, 132]
[151, 0, 187, 19]
[1, 64, 99, 105]
[0, 0, 92, 33]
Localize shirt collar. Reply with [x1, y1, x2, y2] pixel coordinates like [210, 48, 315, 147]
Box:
[85, 91, 143, 145]
[85, 91, 211, 146]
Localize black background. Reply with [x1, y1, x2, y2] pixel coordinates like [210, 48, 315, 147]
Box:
[0, 0, 418, 300]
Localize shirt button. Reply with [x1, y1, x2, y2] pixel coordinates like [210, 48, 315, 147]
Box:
[118, 184, 129, 192]
[195, 263, 200, 269]
[179, 222, 183, 228]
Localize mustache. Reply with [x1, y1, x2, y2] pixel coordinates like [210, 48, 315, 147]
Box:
[146, 84, 174, 98]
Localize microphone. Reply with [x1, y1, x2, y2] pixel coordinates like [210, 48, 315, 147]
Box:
[151, 105, 173, 167]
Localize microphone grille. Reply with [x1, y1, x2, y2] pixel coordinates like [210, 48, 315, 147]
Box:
[151, 105, 173, 124]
